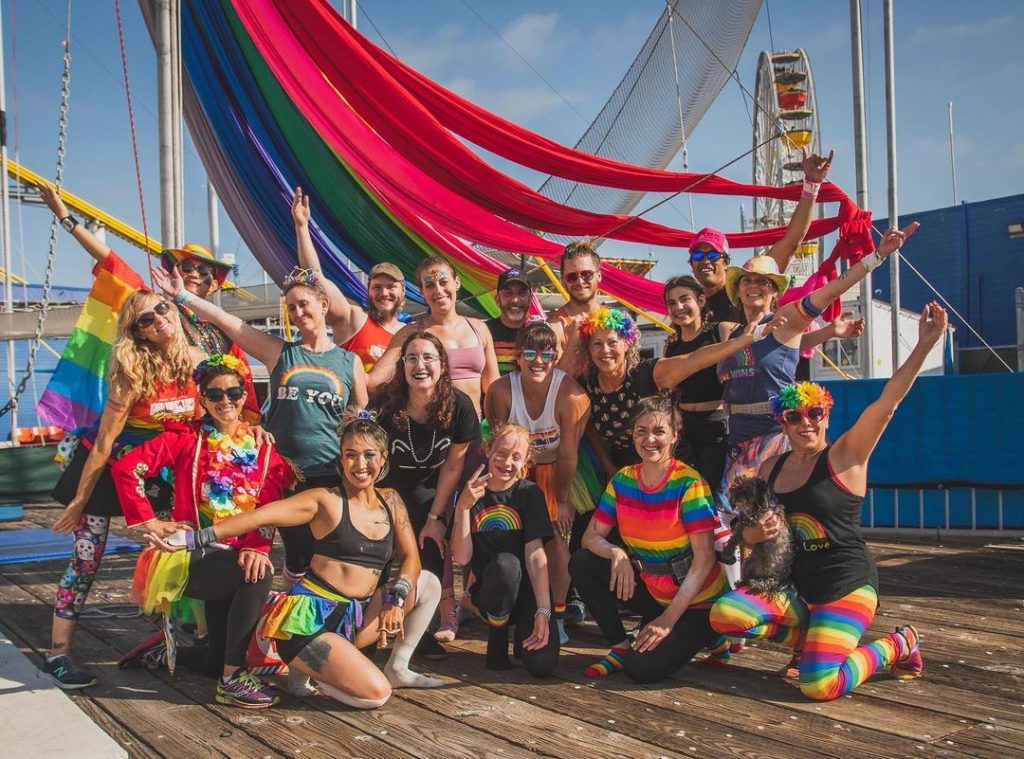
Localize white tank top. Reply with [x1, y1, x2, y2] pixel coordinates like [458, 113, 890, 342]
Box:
[509, 369, 565, 465]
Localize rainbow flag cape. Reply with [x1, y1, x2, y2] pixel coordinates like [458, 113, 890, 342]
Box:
[37, 252, 143, 432]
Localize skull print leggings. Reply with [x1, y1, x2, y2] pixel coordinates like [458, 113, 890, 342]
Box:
[53, 513, 111, 620]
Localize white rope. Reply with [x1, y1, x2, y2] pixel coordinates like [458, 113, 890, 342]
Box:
[666, 1, 696, 228]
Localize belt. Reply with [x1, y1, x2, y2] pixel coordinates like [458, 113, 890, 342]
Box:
[724, 401, 772, 416]
[632, 557, 688, 577]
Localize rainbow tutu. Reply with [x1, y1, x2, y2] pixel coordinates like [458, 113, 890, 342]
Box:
[132, 546, 192, 615]
[259, 574, 364, 643]
[567, 437, 605, 515]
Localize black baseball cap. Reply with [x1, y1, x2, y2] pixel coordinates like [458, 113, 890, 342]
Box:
[497, 267, 532, 291]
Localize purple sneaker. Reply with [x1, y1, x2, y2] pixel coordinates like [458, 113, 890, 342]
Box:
[216, 669, 279, 710]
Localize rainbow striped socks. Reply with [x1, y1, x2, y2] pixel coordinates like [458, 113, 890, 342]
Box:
[891, 625, 923, 680]
[583, 643, 630, 678]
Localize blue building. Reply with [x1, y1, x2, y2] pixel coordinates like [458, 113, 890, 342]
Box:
[873, 193, 1024, 372]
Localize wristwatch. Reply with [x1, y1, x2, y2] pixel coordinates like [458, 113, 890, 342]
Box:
[59, 214, 80, 233]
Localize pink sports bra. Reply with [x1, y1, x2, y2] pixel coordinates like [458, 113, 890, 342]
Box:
[418, 318, 486, 381]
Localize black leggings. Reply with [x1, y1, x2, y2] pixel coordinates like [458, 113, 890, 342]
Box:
[280, 474, 340, 575]
[407, 497, 445, 580]
[473, 553, 559, 677]
[176, 548, 272, 676]
[569, 548, 718, 683]
[679, 410, 728, 505]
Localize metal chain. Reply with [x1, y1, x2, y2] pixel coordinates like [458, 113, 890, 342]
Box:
[0, 10, 71, 421]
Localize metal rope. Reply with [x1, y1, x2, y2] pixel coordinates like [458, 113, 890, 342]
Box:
[0, 1, 71, 421]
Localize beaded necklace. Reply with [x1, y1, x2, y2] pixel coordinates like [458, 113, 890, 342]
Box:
[199, 423, 260, 525]
[405, 417, 437, 464]
[177, 304, 229, 356]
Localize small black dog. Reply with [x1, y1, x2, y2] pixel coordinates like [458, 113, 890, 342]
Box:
[723, 476, 793, 597]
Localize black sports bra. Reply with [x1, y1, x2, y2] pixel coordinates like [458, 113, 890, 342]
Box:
[312, 490, 394, 570]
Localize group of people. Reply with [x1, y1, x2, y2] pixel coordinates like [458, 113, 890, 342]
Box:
[37, 150, 937, 712]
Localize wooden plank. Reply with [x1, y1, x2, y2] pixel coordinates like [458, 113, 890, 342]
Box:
[935, 724, 1024, 759]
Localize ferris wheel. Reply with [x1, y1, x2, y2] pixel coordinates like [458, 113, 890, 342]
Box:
[751, 49, 822, 281]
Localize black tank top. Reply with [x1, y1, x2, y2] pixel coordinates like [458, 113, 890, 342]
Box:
[665, 324, 725, 404]
[312, 490, 394, 570]
[768, 446, 877, 604]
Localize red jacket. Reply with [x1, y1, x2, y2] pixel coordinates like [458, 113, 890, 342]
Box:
[110, 421, 294, 554]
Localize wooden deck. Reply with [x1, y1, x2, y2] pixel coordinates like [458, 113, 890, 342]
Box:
[1, 504, 1022, 758]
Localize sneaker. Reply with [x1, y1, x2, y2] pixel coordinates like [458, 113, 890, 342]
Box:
[216, 669, 280, 710]
[43, 655, 98, 690]
[563, 599, 586, 627]
[118, 631, 166, 670]
[415, 634, 448, 660]
[891, 625, 923, 681]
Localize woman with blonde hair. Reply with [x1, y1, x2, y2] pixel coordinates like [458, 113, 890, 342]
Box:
[44, 290, 198, 689]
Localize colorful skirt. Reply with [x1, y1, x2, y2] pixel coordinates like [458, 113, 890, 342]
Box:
[132, 546, 192, 615]
[259, 573, 367, 643]
[567, 436, 605, 515]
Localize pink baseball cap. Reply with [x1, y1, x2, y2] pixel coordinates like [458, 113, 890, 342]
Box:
[688, 227, 729, 255]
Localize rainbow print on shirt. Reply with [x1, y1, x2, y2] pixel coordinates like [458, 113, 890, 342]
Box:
[472, 503, 522, 533]
[787, 512, 831, 553]
[275, 365, 346, 409]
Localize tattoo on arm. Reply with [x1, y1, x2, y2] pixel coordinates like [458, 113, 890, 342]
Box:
[296, 635, 332, 674]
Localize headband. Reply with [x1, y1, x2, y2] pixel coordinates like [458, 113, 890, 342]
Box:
[769, 381, 834, 420]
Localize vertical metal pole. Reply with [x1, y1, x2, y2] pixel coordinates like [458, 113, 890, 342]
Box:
[157, 0, 176, 248]
[883, 0, 901, 369]
[850, 0, 874, 377]
[349, 0, 357, 28]
[1015, 287, 1024, 371]
[0, 5, 17, 436]
[208, 182, 221, 307]
[171, 0, 184, 244]
[948, 101, 958, 206]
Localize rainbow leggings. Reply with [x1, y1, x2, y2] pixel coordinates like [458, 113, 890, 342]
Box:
[710, 584, 908, 701]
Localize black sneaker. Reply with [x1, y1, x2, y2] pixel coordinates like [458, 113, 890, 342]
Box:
[43, 655, 98, 690]
[415, 634, 448, 660]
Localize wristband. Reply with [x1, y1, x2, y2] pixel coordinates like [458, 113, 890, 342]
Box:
[389, 577, 412, 602]
[800, 180, 821, 200]
[427, 513, 445, 524]
[796, 294, 824, 321]
[188, 525, 217, 550]
[534, 607, 552, 620]
[59, 214, 80, 233]
[860, 250, 884, 273]
[174, 289, 198, 308]
[383, 592, 406, 609]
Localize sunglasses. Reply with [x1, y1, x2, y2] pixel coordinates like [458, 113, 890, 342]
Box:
[781, 406, 827, 425]
[521, 348, 556, 363]
[689, 250, 726, 264]
[203, 386, 245, 403]
[564, 270, 596, 285]
[741, 276, 777, 290]
[176, 260, 214, 279]
[134, 300, 172, 329]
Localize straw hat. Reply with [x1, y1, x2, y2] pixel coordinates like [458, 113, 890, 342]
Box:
[724, 255, 791, 305]
[161, 243, 234, 287]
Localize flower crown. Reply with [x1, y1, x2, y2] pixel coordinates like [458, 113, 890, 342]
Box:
[193, 353, 249, 384]
[578, 306, 640, 345]
[281, 266, 325, 293]
[769, 381, 834, 420]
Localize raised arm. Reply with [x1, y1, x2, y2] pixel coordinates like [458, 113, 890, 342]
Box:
[772, 223, 919, 346]
[652, 317, 785, 389]
[799, 311, 865, 351]
[292, 187, 363, 341]
[765, 149, 834, 273]
[832, 303, 947, 480]
[151, 264, 283, 368]
[38, 184, 111, 265]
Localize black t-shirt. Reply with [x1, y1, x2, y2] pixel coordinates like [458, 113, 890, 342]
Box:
[485, 317, 522, 376]
[664, 325, 724, 404]
[581, 358, 658, 469]
[768, 447, 878, 604]
[379, 389, 481, 513]
[468, 479, 552, 601]
[703, 286, 743, 324]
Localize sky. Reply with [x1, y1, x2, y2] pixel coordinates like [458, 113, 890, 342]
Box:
[4, 0, 1023, 291]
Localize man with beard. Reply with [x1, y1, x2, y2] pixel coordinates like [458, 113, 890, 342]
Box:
[293, 188, 405, 370]
[486, 267, 534, 376]
[549, 239, 604, 375]
[689, 149, 834, 324]
[38, 184, 261, 422]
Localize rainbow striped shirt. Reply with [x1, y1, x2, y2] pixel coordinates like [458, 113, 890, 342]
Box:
[594, 460, 727, 607]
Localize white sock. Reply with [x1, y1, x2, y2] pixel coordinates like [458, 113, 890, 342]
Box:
[384, 572, 445, 689]
[317, 680, 389, 710]
[286, 667, 317, 698]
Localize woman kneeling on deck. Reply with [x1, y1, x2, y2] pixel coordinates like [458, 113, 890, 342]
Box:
[112, 355, 293, 708]
[570, 395, 728, 682]
[450, 424, 560, 675]
[148, 413, 444, 709]
[709, 303, 947, 701]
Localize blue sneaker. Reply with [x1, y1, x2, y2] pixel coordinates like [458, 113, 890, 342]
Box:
[43, 654, 98, 690]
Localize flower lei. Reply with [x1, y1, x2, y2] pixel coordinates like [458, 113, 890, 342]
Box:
[199, 423, 260, 525]
[769, 381, 835, 420]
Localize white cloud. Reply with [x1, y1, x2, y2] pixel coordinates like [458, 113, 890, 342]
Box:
[907, 15, 1014, 46]
[498, 13, 563, 62]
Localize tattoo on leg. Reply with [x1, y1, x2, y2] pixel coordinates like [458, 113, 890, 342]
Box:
[296, 636, 331, 674]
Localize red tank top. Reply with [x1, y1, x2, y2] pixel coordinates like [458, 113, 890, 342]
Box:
[341, 317, 394, 371]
